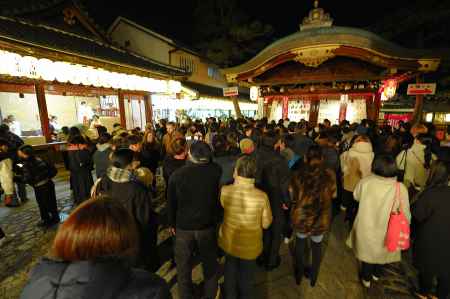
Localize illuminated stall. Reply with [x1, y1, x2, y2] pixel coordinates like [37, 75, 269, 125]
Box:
[0, 11, 185, 144]
[152, 82, 257, 122]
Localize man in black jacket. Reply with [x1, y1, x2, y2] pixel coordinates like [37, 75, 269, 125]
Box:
[255, 131, 290, 271]
[95, 149, 158, 272]
[168, 141, 222, 299]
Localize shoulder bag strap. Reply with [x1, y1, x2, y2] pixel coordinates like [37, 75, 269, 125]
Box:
[390, 182, 401, 213]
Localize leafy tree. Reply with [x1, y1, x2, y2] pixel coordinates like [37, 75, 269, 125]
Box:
[193, 0, 274, 67]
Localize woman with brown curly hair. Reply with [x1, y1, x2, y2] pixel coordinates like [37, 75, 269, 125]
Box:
[20, 197, 170, 299]
[290, 145, 336, 287]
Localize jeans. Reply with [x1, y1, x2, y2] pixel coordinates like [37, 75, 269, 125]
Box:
[224, 255, 256, 299]
[294, 236, 323, 286]
[34, 181, 59, 222]
[175, 227, 218, 299]
[419, 271, 449, 299]
[361, 262, 383, 281]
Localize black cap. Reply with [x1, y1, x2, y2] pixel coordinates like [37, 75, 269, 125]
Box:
[189, 141, 212, 163]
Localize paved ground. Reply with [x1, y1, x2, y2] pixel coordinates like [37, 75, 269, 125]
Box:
[0, 169, 418, 299]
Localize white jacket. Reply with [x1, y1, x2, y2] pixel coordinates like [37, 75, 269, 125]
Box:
[341, 141, 374, 178]
[396, 143, 435, 189]
[0, 158, 15, 195]
[347, 175, 411, 264]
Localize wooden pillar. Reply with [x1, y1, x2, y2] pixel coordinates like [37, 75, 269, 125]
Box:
[144, 93, 153, 126]
[412, 76, 424, 125]
[309, 99, 320, 125]
[282, 97, 289, 120]
[35, 82, 51, 142]
[339, 102, 348, 123]
[118, 91, 126, 128]
[231, 96, 242, 119]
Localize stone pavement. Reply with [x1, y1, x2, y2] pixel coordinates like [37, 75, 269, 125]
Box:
[0, 169, 418, 299]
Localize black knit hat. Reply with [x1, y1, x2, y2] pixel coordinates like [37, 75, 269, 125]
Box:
[189, 141, 212, 163]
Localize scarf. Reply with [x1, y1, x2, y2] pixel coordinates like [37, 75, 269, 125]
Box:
[106, 167, 137, 183]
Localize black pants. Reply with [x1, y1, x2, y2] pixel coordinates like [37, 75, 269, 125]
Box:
[139, 214, 159, 272]
[294, 237, 323, 286]
[419, 271, 449, 299]
[0, 227, 5, 239]
[342, 190, 358, 228]
[361, 262, 382, 282]
[34, 181, 59, 222]
[17, 182, 27, 201]
[224, 255, 256, 299]
[263, 212, 284, 267]
[175, 228, 218, 299]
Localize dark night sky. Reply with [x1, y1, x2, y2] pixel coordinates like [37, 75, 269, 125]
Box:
[89, 0, 413, 43]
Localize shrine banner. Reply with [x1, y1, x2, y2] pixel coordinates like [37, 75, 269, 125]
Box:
[384, 113, 412, 128]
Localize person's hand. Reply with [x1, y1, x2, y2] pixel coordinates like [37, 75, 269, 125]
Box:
[169, 227, 176, 236]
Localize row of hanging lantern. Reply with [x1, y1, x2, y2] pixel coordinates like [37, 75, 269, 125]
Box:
[0, 49, 181, 94]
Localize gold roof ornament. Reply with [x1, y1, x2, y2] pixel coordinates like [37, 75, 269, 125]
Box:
[300, 0, 334, 31]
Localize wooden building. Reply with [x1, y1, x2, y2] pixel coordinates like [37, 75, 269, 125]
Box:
[0, 0, 187, 145]
[222, 1, 441, 125]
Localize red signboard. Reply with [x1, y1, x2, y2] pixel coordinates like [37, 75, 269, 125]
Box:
[223, 87, 239, 97]
[384, 113, 412, 128]
[407, 83, 436, 95]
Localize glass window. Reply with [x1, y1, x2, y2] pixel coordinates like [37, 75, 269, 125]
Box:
[0, 90, 43, 142]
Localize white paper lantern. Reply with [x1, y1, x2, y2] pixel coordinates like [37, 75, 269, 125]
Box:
[37, 59, 56, 81]
[20, 56, 39, 78]
[0, 51, 17, 75]
[54, 61, 71, 83]
[68, 64, 84, 85]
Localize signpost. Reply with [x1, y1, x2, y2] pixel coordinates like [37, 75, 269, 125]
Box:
[223, 86, 241, 118]
[223, 86, 239, 97]
[407, 83, 437, 95]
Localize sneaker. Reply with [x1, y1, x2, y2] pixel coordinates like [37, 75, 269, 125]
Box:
[361, 279, 371, 288]
[372, 275, 380, 281]
[36, 220, 49, 228]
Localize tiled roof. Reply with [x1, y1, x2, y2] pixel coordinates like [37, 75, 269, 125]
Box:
[0, 0, 66, 16]
[0, 16, 188, 77]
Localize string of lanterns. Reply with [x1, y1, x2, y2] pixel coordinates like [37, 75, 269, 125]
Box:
[0, 49, 181, 94]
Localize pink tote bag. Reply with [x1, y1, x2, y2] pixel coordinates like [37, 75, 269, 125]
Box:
[385, 183, 410, 252]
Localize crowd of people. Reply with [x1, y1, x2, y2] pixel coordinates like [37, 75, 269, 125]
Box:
[0, 115, 449, 299]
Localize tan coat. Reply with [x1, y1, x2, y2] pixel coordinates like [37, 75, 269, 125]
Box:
[347, 175, 411, 264]
[218, 176, 272, 260]
[341, 141, 374, 192]
[0, 158, 14, 195]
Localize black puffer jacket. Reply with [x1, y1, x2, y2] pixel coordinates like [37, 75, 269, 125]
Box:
[255, 146, 290, 215]
[20, 258, 171, 299]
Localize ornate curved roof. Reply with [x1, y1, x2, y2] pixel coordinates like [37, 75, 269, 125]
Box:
[223, 25, 440, 80]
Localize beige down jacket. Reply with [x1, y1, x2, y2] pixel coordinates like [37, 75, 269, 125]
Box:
[218, 176, 273, 260]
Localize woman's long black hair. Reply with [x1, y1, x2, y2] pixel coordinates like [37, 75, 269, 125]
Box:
[416, 134, 433, 169]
